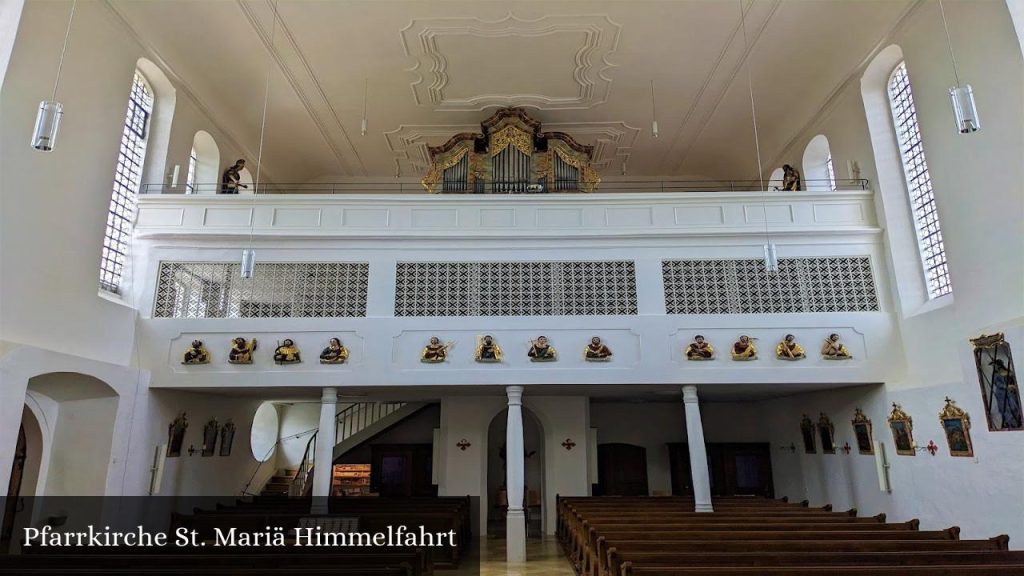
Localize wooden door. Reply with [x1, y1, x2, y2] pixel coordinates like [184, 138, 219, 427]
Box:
[669, 442, 773, 497]
[370, 444, 436, 497]
[596, 443, 649, 496]
[2, 426, 26, 542]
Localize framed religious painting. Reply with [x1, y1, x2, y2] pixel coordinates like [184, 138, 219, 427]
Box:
[939, 397, 974, 457]
[201, 418, 219, 457]
[166, 412, 188, 458]
[851, 408, 874, 455]
[800, 415, 816, 454]
[818, 413, 836, 454]
[969, 333, 1022, 431]
[219, 419, 236, 457]
[887, 403, 915, 456]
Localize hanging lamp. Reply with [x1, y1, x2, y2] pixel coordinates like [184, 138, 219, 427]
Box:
[31, 0, 77, 151]
[938, 0, 979, 133]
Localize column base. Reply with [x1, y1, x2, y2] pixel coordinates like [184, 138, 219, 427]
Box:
[505, 509, 527, 563]
[694, 502, 714, 513]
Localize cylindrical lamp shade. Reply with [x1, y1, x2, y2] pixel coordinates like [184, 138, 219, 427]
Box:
[651, 120, 659, 138]
[240, 248, 256, 279]
[763, 242, 779, 273]
[31, 101, 63, 151]
[949, 84, 980, 134]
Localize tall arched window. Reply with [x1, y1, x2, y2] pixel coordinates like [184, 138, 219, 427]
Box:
[888, 62, 951, 299]
[191, 130, 220, 194]
[802, 134, 834, 192]
[186, 146, 197, 194]
[100, 72, 153, 294]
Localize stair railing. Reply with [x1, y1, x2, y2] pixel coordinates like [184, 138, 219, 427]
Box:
[335, 402, 406, 446]
[289, 431, 317, 497]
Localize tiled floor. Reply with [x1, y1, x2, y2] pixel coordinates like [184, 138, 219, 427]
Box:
[444, 536, 575, 576]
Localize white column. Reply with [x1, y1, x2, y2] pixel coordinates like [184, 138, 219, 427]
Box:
[311, 387, 338, 514]
[682, 385, 714, 513]
[505, 385, 527, 562]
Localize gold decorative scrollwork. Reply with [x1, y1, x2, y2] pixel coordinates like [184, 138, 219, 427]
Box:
[421, 143, 471, 194]
[489, 125, 534, 158]
[551, 140, 601, 193]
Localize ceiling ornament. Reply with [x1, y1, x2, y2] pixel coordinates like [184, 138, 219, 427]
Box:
[399, 13, 622, 111]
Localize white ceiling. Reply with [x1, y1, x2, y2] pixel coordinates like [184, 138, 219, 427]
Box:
[107, 0, 915, 182]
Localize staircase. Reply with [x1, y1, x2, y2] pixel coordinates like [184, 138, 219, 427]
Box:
[259, 468, 297, 497]
[289, 401, 427, 496]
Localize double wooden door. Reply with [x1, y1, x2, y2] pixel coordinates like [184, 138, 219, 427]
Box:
[668, 442, 773, 497]
[596, 443, 649, 496]
[370, 444, 436, 497]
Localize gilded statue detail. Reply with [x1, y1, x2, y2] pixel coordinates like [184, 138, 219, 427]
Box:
[822, 333, 852, 360]
[228, 337, 257, 364]
[182, 340, 210, 365]
[731, 335, 757, 361]
[528, 335, 557, 362]
[273, 339, 301, 365]
[584, 336, 612, 361]
[319, 337, 349, 364]
[475, 335, 503, 363]
[776, 334, 806, 361]
[421, 336, 451, 364]
[685, 335, 714, 361]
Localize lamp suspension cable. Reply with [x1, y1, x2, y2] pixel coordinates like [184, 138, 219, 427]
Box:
[737, 0, 774, 270]
[650, 79, 659, 138]
[31, 0, 77, 151]
[242, 0, 280, 279]
[937, 0, 961, 87]
[361, 77, 368, 136]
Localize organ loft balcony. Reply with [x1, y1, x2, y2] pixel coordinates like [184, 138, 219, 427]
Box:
[129, 183, 897, 391]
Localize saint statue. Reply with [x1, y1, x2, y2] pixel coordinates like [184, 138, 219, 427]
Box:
[274, 339, 301, 364]
[421, 336, 451, 363]
[685, 335, 714, 360]
[475, 335, 503, 363]
[319, 337, 349, 364]
[776, 334, 806, 361]
[220, 159, 248, 194]
[731, 335, 758, 360]
[821, 333, 852, 360]
[182, 340, 210, 365]
[584, 336, 613, 361]
[781, 164, 802, 191]
[228, 337, 257, 364]
[528, 335, 557, 362]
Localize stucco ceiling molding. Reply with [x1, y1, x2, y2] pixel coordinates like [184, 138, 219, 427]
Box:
[399, 13, 622, 111]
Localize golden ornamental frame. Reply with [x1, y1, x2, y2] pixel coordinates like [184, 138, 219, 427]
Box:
[888, 403, 915, 456]
[939, 397, 974, 457]
[851, 408, 874, 455]
[800, 414, 816, 454]
[818, 413, 836, 454]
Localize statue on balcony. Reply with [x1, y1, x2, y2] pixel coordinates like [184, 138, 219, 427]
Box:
[475, 335, 503, 363]
[228, 337, 257, 364]
[421, 336, 451, 363]
[821, 333, 852, 360]
[182, 340, 210, 365]
[220, 159, 248, 194]
[781, 164, 802, 191]
[776, 334, 806, 361]
[731, 335, 758, 360]
[528, 335, 557, 362]
[274, 339, 301, 364]
[685, 335, 715, 361]
[319, 337, 349, 364]
[584, 336, 613, 361]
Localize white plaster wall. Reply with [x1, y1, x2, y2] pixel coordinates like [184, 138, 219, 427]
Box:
[591, 402, 684, 495]
[0, 0, 252, 364]
[274, 402, 320, 469]
[523, 396, 591, 534]
[43, 396, 118, 496]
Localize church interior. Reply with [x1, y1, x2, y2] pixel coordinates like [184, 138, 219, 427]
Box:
[2, 0, 1023, 574]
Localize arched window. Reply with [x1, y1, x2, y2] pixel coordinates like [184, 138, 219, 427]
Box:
[100, 71, 153, 294]
[801, 134, 834, 192]
[888, 62, 951, 299]
[191, 130, 220, 194]
[768, 167, 784, 190]
[186, 146, 197, 194]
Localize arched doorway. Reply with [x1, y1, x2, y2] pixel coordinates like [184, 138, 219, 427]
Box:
[486, 407, 544, 538]
[2, 407, 44, 548]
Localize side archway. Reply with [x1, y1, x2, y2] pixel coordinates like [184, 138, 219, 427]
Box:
[136, 58, 176, 189]
[192, 131, 220, 193]
[802, 134, 834, 191]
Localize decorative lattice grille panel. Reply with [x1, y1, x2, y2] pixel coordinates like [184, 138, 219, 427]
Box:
[395, 261, 637, 316]
[153, 262, 369, 318]
[662, 257, 878, 314]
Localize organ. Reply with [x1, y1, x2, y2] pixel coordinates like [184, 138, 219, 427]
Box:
[421, 107, 601, 194]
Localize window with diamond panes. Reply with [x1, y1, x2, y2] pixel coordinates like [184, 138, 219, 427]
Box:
[888, 62, 951, 299]
[394, 261, 637, 317]
[662, 257, 879, 314]
[153, 262, 369, 318]
[100, 72, 153, 294]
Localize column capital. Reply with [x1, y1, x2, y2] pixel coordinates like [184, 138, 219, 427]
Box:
[506, 385, 524, 405]
[682, 385, 699, 403]
[321, 387, 338, 404]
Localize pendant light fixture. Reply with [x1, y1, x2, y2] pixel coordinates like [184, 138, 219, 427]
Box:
[31, 0, 77, 151]
[241, 0, 280, 279]
[737, 0, 777, 273]
[938, 0, 979, 133]
[650, 80, 659, 138]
